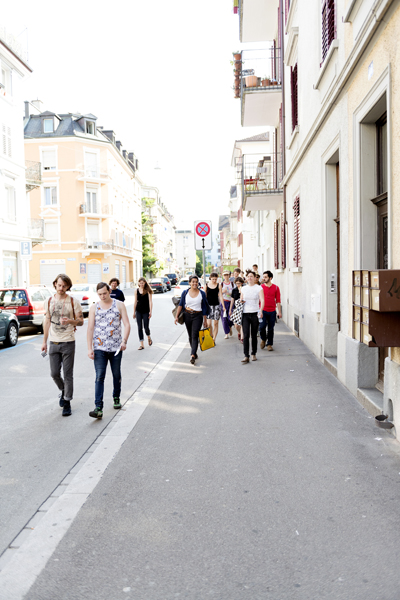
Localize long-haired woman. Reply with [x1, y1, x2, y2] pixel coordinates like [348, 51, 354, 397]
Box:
[133, 277, 153, 350]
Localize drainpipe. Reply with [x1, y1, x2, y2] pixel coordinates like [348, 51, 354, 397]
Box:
[280, 0, 287, 227]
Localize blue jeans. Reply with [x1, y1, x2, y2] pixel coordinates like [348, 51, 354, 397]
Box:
[259, 311, 277, 346]
[94, 350, 122, 409]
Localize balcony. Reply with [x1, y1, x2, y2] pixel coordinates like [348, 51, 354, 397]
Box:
[79, 203, 113, 219]
[239, 0, 280, 43]
[27, 218, 45, 245]
[236, 153, 283, 212]
[76, 164, 110, 184]
[84, 239, 115, 252]
[25, 160, 42, 191]
[239, 49, 282, 127]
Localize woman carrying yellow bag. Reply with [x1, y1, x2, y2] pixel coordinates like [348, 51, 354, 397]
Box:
[199, 327, 215, 352]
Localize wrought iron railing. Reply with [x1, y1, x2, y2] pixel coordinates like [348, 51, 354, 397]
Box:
[25, 160, 42, 191]
[27, 218, 44, 240]
[239, 48, 282, 95]
[79, 203, 113, 215]
[235, 153, 283, 195]
[84, 239, 115, 251]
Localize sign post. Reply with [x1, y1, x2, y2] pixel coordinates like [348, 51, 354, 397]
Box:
[194, 220, 212, 284]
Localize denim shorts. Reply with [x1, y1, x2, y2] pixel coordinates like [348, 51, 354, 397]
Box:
[208, 305, 221, 321]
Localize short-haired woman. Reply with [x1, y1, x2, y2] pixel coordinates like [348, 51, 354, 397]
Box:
[240, 271, 264, 363]
[174, 275, 209, 365]
[220, 270, 234, 339]
[133, 277, 153, 350]
[205, 272, 222, 343]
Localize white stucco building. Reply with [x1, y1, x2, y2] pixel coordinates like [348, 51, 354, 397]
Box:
[175, 230, 196, 275]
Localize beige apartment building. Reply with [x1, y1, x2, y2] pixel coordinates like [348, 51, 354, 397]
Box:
[24, 104, 142, 287]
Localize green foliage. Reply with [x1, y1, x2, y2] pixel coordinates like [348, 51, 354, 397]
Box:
[141, 201, 157, 276]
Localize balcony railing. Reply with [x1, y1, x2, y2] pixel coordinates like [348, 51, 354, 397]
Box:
[76, 164, 110, 183]
[236, 153, 283, 212]
[25, 160, 42, 191]
[84, 239, 115, 251]
[79, 203, 113, 217]
[240, 48, 282, 91]
[27, 218, 45, 244]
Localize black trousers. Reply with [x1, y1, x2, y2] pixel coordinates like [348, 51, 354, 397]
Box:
[184, 311, 203, 356]
[242, 312, 259, 357]
[136, 311, 150, 341]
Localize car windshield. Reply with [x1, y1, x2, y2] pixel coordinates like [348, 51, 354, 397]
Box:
[179, 280, 189, 286]
[151, 280, 161, 283]
[71, 286, 90, 291]
[0, 290, 28, 306]
[167, 274, 175, 278]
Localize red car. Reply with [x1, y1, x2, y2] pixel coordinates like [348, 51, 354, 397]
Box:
[0, 286, 53, 332]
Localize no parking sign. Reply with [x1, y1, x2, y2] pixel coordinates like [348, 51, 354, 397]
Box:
[194, 220, 212, 250]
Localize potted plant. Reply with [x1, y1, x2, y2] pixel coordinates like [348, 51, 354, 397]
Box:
[261, 76, 270, 86]
[232, 51, 241, 61]
[245, 75, 258, 88]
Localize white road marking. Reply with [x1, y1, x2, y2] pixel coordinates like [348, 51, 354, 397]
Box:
[0, 331, 187, 600]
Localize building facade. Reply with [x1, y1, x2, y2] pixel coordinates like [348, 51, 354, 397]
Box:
[141, 185, 177, 276]
[0, 29, 38, 288]
[24, 108, 142, 288]
[175, 230, 196, 275]
[234, 0, 400, 437]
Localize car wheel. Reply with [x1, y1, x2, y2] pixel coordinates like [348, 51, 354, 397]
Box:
[5, 322, 18, 347]
[37, 322, 44, 334]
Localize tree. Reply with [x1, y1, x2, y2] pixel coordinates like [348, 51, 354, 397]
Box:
[195, 250, 203, 277]
[142, 198, 158, 276]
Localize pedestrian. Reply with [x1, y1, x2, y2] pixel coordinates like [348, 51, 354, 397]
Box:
[252, 264, 259, 274]
[229, 267, 241, 284]
[41, 273, 84, 417]
[205, 271, 222, 343]
[109, 278, 125, 302]
[174, 275, 209, 365]
[229, 276, 244, 341]
[240, 271, 264, 363]
[260, 270, 282, 351]
[220, 270, 234, 339]
[255, 273, 261, 285]
[87, 282, 131, 419]
[133, 276, 153, 350]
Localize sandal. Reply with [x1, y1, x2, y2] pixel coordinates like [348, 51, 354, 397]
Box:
[138, 345, 144, 350]
[148, 337, 153, 346]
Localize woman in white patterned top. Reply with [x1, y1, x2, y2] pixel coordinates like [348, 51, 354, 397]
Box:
[87, 282, 130, 419]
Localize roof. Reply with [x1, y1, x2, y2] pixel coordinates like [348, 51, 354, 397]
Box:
[218, 215, 229, 230]
[236, 132, 269, 143]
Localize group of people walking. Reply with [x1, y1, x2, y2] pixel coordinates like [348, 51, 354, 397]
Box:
[41, 266, 280, 419]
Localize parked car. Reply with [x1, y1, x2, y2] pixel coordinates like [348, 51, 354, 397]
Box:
[161, 277, 172, 291]
[173, 278, 191, 296]
[0, 309, 19, 347]
[150, 278, 167, 293]
[70, 284, 98, 316]
[0, 286, 53, 332]
[166, 273, 178, 286]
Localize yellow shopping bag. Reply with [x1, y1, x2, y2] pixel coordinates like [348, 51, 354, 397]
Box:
[199, 327, 215, 351]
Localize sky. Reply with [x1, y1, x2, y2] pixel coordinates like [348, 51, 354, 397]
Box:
[3, 0, 266, 234]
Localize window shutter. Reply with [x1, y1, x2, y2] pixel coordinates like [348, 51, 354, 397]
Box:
[274, 220, 279, 269]
[271, 40, 276, 81]
[291, 64, 298, 131]
[2, 124, 6, 155]
[321, 0, 336, 64]
[42, 149, 56, 170]
[279, 105, 283, 182]
[7, 126, 11, 157]
[285, 0, 290, 23]
[277, 7, 282, 84]
[280, 211, 286, 269]
[293, 196, 301, 267]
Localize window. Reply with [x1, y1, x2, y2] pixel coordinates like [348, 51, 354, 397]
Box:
[87, 222, 100, 243]
[42, 148, 57, 171]
[115, 231, 119, 246]
[321, 0, 336, 63]
[291, 64, 298, 131]
[86, 190, 98, 213]
[44, 186, 58, 206]
[293, 196, 301, 267]
[86, 121, 95, 135]
[44, 220, 59, 242]
[274, 220, 279, 269]
[2, 251, 18, 286]
[1, 66, 12, 95]
[5, 186, 16, 222]
[85, 151, 98, 177]
[281, 211, 286, 269]
[2, 124, 11, 157]
[43, 119, 54, 133]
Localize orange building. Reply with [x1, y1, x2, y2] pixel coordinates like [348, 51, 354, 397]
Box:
[24, 103, 142, 287]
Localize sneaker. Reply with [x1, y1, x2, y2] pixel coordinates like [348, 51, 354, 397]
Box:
[62, 401, 72, 416]
[113, 397, 122, 409]
[59, 391, 65, 408]
[241, 357, 249, 364]
[260, 340, 266, 350]
[89, 407, 103, 419]
[190, 356, 195, 365]
[267, 345, 274, 351]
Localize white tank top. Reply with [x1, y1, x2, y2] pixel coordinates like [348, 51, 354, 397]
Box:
[186, 291, 202, 311]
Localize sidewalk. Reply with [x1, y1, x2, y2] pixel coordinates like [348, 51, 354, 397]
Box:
[3, 322, 400, 600]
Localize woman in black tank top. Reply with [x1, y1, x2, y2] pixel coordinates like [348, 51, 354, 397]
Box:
[205, 272, 223, 343]
[133, 277, 153, 349]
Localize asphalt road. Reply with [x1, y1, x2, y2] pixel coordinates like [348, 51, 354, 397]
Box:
[0, 287, 179, 558]
[2, 296, 400, 600]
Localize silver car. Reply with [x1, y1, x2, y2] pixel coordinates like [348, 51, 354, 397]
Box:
[70, 284, 98, 316]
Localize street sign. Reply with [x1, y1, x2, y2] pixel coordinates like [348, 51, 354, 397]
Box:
[194, 220, 212, 251]
[20, 241, 32, 261]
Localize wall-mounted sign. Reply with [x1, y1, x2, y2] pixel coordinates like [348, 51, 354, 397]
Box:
[103, 263, 110, 274]
[20, 241, 32, 261]
[80, 263, 86, 274]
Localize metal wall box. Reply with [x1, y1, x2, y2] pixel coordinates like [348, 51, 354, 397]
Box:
[361, 287, 369, 308]
[368, 270, 400, 311]
[369, 311, 400, 347]
[353, 306, 361, 322]
[353, 320, 361, 342]
[353, 270, 361, 286]
[362, 308, 369, 325]
[311, 294, 321, 313]
[362, 270, 370, 287]
[362, 323, 373, 346]
[353, 286, 361, 306]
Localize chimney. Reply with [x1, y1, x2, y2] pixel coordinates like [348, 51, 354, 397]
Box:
[24, 101, 30, 119]
[128, 152, 134, 162]
[31, 99, 44, 113]
[116, 141, 122, 151]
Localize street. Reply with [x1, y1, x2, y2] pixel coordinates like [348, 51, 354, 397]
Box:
[1, 290, 400, 599]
